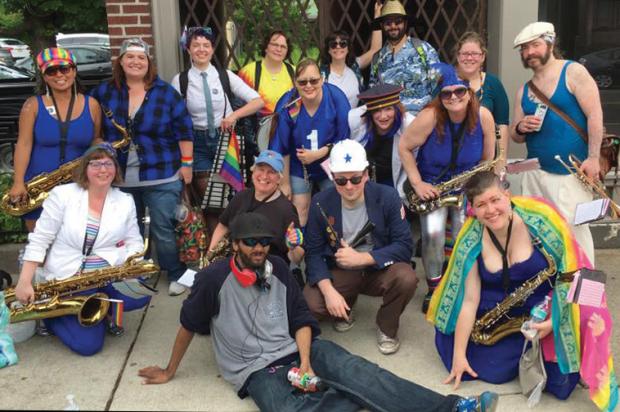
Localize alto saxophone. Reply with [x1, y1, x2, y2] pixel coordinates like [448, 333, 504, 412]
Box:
[404, 147, 504, 214]
[469, 238, 557, 345]
[555, 154, 620, 219]
[199, 237, 231, 269]
[0, 108, 131, 216]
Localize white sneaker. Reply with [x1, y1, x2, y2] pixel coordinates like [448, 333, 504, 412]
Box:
[376, 328, 400, 355]
[332, 310, 355, 332]
[168, 281, 187, 296]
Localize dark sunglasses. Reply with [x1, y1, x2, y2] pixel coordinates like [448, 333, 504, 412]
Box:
[382, 17, 405, 26]
[241, 237, 272, 247]
[333, 175, 364, 186]
[439, 87, 468, 100]
[45, 66, 74, 76]
[297, 77, 321, 86]
[329, 40, 348, 49]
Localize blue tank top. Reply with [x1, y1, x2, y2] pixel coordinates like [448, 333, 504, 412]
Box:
[521, 61, 588, 175]
[25, 95, 94, 181]
[416, 117, 483, 184]
[476, 246, 553, 318]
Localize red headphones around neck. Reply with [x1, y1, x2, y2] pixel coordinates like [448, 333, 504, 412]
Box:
[229, 256, 272, 290]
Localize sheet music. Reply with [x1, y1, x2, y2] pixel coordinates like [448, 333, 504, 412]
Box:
[574, 199, 610, 225]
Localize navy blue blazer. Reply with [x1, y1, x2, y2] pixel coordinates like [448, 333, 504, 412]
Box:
[305, 182, 412, 286]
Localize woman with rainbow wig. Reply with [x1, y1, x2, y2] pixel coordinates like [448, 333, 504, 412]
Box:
[427, 170, 617, 411]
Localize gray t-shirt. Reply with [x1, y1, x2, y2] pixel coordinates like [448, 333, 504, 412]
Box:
[342, 201, 373, 252]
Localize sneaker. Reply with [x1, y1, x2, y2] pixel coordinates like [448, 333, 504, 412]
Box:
[35, 321, 52, 337]
[376, 328, 400, 355]
[456, 391, 499, 412]
[168, 281, 187, 296]
[332, 310, 355, 332]
[422, 290, 433, 314]
[106, 320, 125, 337]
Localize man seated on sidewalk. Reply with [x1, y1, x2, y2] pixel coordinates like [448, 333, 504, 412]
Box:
[138, 212, 498, 412]
[303, 139, 416, 355]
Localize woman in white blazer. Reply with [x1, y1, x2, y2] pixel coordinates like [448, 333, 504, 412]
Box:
[14, 143, 151, 356]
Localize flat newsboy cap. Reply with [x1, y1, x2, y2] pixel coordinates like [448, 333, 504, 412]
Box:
[358, 84, 403, 112]
[230, 212, 275, 240]
[513, 22, 555, 48]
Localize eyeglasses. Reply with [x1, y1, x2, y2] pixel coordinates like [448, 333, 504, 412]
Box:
[458, 51, 484, 59]
[333, 175, 364, 186]
[439, 87, 468, 100]
[45, 66, 73, 76]
[88, 160, 115, 170]
[296, 77, 321, 86]
[382, 17, 405, 27]
[241, 237, 272, 247]
[269, 42, 288, 50]
[329, 40, 348, 49]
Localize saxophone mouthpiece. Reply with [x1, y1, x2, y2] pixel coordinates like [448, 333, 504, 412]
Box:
[554, 155, 561, 160]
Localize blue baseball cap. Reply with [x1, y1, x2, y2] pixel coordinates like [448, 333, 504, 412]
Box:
[254, 150, 284, 173]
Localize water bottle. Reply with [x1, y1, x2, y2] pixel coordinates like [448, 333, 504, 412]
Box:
[63, 394, 79, 411]
[287, 367, 326, 392]
[521, 295, 551, 340]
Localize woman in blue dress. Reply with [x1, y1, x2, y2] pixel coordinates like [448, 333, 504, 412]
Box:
[270, 58, 350, 226]
[398, 63, 496, 313]
[8, 48, 100, 231]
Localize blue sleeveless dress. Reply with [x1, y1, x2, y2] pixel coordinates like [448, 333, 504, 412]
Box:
[435, 247, 579, 399]
[23, 95, 94, 220]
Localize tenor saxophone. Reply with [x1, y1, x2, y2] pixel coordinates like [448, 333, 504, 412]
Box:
[4, 246, 160, 326]
[555, 154, 620, 219]
[404, 148, 504, 214]
[469, 239, 557, 345]
[0, 108, 131, 216]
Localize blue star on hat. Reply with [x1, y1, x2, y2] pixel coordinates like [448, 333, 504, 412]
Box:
[344, 153, 352, 163]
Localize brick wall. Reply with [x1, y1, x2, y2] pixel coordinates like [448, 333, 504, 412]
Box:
[105, 0, 154, 58]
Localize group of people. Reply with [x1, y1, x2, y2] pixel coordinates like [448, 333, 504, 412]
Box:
[3, 0, 617, 411]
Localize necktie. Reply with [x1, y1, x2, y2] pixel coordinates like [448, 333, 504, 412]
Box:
[200, 71, 216, 136]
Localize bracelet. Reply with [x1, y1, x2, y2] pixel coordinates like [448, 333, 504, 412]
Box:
[325, 143, 334, 156]
[181, 156, 193, 162]
[181, 160, 193, 167]
[515, 121, 526, 135]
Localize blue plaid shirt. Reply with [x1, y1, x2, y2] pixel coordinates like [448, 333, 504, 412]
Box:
[90, 76, 194, 181]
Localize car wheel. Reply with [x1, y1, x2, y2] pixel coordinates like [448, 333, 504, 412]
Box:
[0, 144, 14, 173]
[594, 74, 613, 89]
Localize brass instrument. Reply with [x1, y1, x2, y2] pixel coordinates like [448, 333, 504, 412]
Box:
[5, 249, 160, 326]
[470, 239, 557, 345]
[199, 238, 231, 269]
[555, 154, 620, 219]
[0, 108, 131, 216]
[404, 148, 504, 214]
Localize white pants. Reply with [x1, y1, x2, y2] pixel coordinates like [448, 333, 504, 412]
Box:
[520, 169, 595, 264]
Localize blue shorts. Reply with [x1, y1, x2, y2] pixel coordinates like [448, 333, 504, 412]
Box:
[290, 175, 333, 195]
[193, 128, 220, 172]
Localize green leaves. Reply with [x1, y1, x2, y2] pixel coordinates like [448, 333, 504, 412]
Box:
[0, 173, 27, 244]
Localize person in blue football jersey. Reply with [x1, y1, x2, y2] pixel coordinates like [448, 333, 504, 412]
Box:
[270, 58, 351, 226]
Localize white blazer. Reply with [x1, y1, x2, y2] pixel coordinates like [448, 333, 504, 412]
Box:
[348, 105, 415, 200]
[23, 183, 144, 282]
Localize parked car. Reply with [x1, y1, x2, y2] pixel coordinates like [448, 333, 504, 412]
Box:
[0, 64, 35, 172]
[65, 45, 112, 87]
[0, 38, 31, 60]
[56, 33, 110, 49]
[579, 47, 620, 89]
[0, 49, 13, 66]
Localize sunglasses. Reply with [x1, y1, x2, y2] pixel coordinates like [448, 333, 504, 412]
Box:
[333, 175, 364, 186]
[297, 77, 321, 86]
[439, 87, 468, 100]
[329, 40, 348, 49]
[45, 66, 73, 76]
[241, 237, 272, 247]
[88, 160, 115, 170]
[383, 18, 405, 26]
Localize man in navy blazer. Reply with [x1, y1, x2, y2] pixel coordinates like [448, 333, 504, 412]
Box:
[304, 139, 417, 355]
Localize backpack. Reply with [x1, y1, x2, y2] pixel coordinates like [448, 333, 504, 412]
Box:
[370, 37, 428, 86]
[320, 62, 365, 95]
[179, 62, 234, 105]
[254, 60, 295, 91]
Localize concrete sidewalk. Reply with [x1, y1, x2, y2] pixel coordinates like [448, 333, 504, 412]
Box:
[1, 249, 619, 411]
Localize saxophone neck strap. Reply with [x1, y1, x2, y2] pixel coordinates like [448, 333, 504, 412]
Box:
[487, 214, 514, 293]
[50, 90, 76, 164]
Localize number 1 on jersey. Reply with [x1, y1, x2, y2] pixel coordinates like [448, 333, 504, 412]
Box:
[306, 130, 319, 151]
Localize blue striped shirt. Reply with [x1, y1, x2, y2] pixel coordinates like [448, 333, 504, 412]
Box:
[90, 76, 194, 181]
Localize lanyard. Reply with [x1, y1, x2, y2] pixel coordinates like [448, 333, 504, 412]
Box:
[432, 120, 466, 184]
[247, 188, 278, 212]
[50, 91, 76, 163]
[487, 216, 513, 293]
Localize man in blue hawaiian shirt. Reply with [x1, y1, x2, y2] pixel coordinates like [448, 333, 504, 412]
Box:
[369, 0, 440, 114]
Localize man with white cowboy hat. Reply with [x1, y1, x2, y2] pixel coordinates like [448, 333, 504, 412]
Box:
[303, 139, 417, 355]
[509, 22, 603, 263]
[369, 0, 440, 115]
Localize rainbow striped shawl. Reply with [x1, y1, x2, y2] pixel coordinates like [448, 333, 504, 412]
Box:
[426, 196, 618, 411]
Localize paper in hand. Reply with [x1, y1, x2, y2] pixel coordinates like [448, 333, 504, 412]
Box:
[177, 268, 197, 288]
[574, 199, 610, 225]
[566, 268, 606, 307]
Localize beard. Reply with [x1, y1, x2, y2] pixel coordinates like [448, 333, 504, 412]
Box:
[237, 247, 267, 270]
[521, 47, 552, 68]
[386, 26, 407, 44]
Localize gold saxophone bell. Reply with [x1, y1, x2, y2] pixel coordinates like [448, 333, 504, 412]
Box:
[555, 154, 620, 219]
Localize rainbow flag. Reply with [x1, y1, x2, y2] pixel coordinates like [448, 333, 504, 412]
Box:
[287, 97, 302, 121]
[219, 130, 245, 192]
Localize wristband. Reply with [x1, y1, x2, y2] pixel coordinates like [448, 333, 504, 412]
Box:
[181, 160, 193, 167]
[181, 156, 193, 162]
[515, 121, 526, 135]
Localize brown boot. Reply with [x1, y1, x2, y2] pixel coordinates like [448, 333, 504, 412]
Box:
[422, 275, 442, 314]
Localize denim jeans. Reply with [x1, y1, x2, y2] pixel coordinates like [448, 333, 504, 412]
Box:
[193, 128, 219, 172]
[246, 340, 460, 412]
[122, 179, 186, 281]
